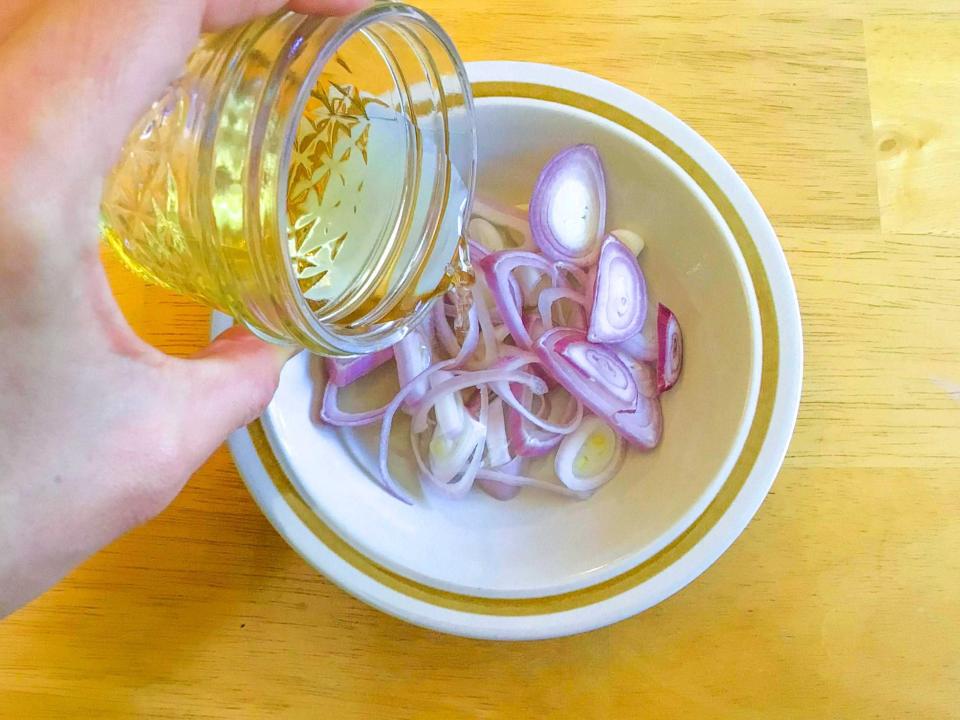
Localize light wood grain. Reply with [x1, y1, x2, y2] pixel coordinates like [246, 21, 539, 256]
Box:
[866, 17, 960, 237]
[3, 2, 960, 718]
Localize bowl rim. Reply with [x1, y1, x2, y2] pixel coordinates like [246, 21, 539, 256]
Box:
[225, 60, 803, 640]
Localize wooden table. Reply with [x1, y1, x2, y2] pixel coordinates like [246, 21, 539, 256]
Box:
[3, 1, 959, 716]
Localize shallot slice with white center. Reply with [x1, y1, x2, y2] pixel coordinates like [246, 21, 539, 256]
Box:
[587, 235, 647, 344]
[554, 416, 625, 492]
[529, 144, 606, 266]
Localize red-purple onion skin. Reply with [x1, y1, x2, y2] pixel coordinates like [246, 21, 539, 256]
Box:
[468, 238, 489, 261]
[325, 348, 393, 387]
[508, 420, 562, 457]
[528, 144, 606, 266]
[506, 404, 563, 457]
[554, 334, 637, 406]
[587, 235, 647, 344]
[524, 311, 546, 344]
[509, 277, 525, 316]
[320, 382, 387, 427]
[657, 303, 683, 393]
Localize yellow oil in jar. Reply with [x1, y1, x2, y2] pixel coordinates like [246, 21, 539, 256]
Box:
[100, 33, 270, 313]
[285, 69, 469, 327]
[101, 30, 471, 342]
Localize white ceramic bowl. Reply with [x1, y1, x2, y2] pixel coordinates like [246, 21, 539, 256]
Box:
[224, 61, 802, 640]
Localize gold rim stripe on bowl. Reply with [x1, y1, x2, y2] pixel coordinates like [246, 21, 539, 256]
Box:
[247, 81, 780, 616]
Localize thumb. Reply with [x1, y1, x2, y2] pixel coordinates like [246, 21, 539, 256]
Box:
[170, 326, 295, 466]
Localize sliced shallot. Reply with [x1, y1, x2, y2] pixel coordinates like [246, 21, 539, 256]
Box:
[484, 397, 512, 468]
[377, 359, 457, 503]
[472, 196, 534, 248]
[321, 143, 682, 504]
[326, 348, 393, 387]
[478, 456, 525, 500]
[410, 365, 547, 435]
[554, 415, 625, 492]
[489, 355, 584, 436]
[535, 328, 663, 448]
[657, 303, 683, 393]
[619, 355, 659, 398]
[617, 330, 657, 363]
[320, 382, 387, 427]
[468, 217, 508, 252]
[610, 228, 645, 255]
[394, 319, 433, 411]
[528, 144, 606, 266]
[538, 287, 588, 332]
[587, 234, 647, 344]
[478, 250, 557, 349]
[475, 469, 590, 499]
[505, 386, 581, 457]
[427, 415, 485, 486]
[413, 387, 489, 499]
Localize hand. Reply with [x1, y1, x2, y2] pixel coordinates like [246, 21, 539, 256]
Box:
[0, 0, 368, 617]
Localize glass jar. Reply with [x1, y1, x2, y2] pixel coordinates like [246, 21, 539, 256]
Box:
[100, 2, 476, 355]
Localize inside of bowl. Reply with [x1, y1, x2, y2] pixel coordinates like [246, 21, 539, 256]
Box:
[262, 96, 761, 598]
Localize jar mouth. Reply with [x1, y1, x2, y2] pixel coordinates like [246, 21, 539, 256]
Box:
[273, 4, 476, 355]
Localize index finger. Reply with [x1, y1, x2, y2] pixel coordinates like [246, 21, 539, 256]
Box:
[203, 0, 369, 31]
